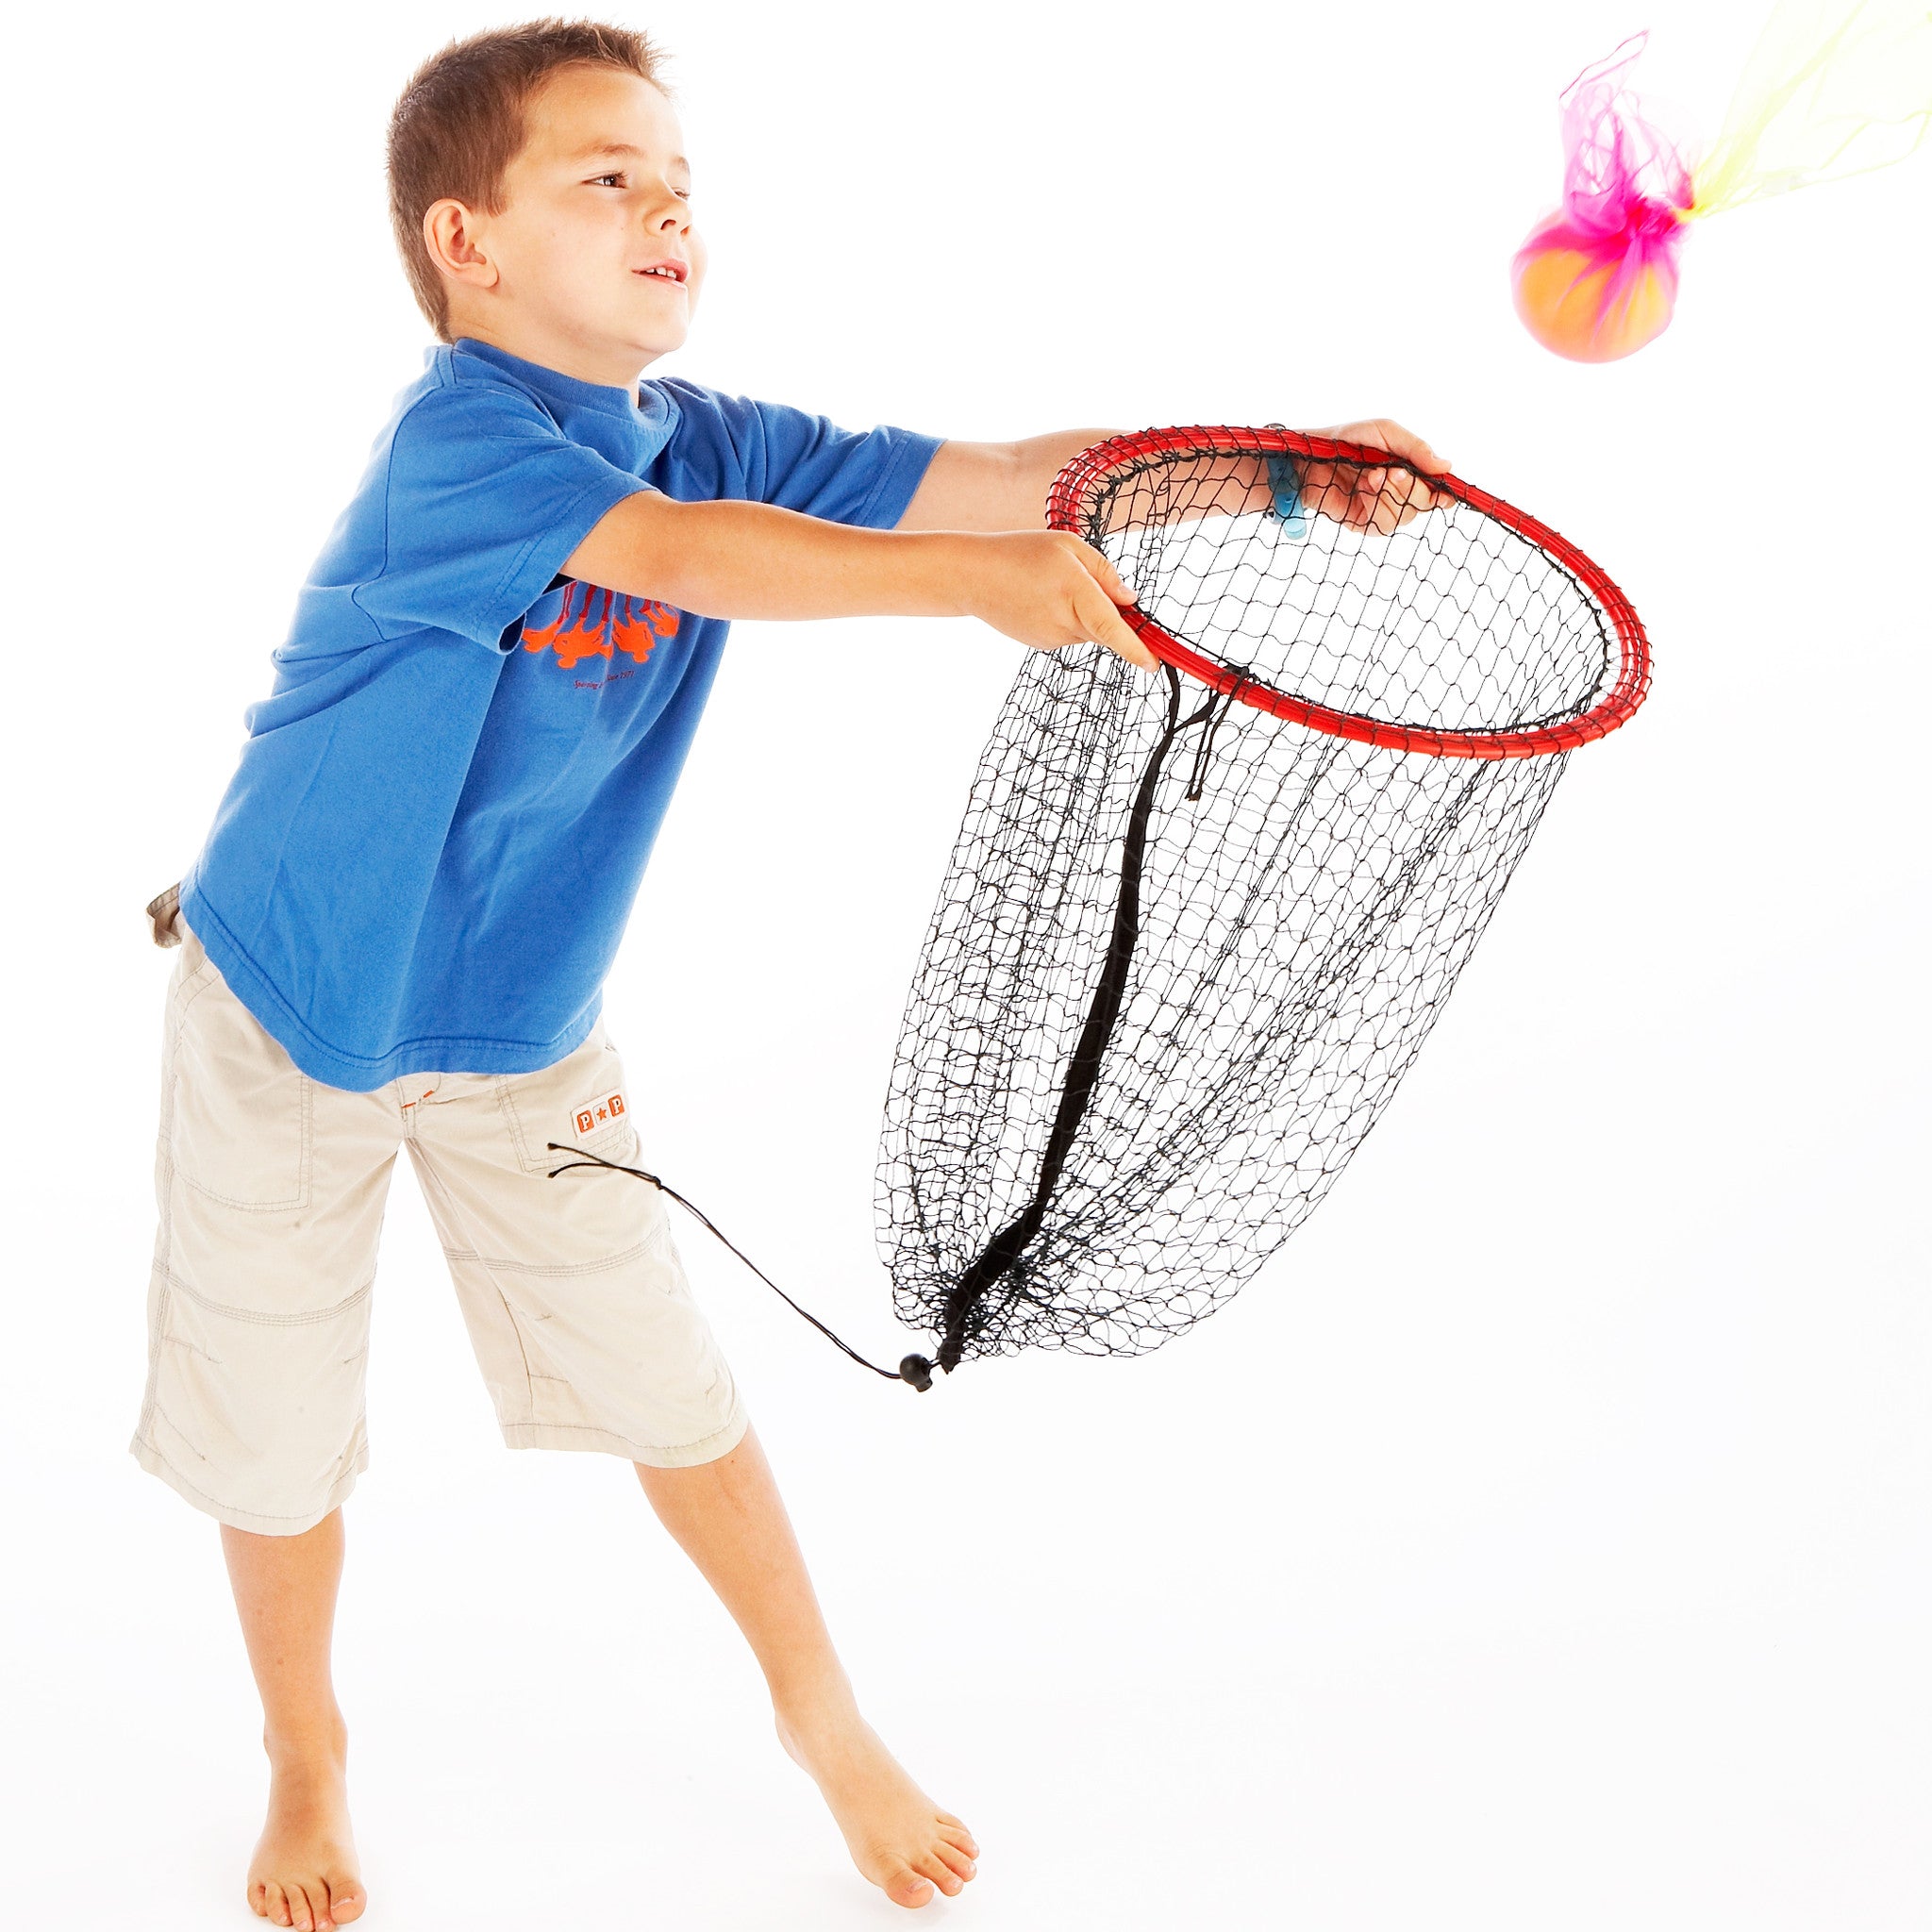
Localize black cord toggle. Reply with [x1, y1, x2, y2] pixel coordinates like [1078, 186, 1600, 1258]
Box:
[545, 1142, 938, 1391]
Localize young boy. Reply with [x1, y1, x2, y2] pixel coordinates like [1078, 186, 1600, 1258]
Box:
[134, 21, 1441, 1929]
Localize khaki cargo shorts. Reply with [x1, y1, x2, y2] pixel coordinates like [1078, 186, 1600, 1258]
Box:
[130, 887, 749, 1535]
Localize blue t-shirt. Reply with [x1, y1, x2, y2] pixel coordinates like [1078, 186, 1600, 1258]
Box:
[182, 338, 941, 1091]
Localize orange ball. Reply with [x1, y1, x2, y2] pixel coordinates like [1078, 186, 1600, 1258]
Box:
[1512, 234, 1680, 364]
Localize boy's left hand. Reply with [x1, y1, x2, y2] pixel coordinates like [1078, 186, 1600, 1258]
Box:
[1298, 419, 1453, 535]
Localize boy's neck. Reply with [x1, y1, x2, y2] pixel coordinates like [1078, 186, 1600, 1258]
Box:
[448, 316, 658, 396]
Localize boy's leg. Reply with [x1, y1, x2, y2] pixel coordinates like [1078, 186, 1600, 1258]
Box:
[634, 1427, 979, 1908]
[131, 914, 400, 1930]
[401, 1027, 979, 1908]
[222, 1511, 363, 1932]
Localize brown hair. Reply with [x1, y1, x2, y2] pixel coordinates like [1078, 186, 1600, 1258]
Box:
[387, 19, 666, 339]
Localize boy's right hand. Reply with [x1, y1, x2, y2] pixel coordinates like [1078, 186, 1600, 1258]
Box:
[952, 531, 1158, 672]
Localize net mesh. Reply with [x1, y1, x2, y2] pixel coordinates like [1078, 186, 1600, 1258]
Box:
[876, 430, 1644, 1376]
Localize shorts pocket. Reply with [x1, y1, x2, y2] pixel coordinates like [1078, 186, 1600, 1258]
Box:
[495, 1025, 638, 1175]
[169, 972, 313, 1211]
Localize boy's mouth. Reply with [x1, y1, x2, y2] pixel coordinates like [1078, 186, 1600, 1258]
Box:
[634, 260, 689, 286]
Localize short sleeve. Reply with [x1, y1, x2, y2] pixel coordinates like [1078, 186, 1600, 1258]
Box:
[355, 379, 652, 649]
[655, 382, 942, 530]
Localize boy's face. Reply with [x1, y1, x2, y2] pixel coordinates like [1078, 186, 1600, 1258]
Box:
[452, 65, 704, 380]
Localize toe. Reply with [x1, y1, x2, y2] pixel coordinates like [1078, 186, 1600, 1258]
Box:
[287, 1882, 318, 1931]
[914, 1850, 964, 1897]
[327, 1875, 366, 1924]
[933, 1838, 976, 1883]
[887, 1866, 937, 1908]
[938, 1822, 978, 1859]
[262, 1882, 293, 1928]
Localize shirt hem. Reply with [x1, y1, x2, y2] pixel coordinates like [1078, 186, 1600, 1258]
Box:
[177, 875, 602, 1093]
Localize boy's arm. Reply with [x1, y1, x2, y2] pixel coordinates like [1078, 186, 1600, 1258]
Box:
[893, 433, 1120, 533]
[562, 491, 1158, 667]
[895, 422, 1456, 535]
[561, 418, 1452, 665]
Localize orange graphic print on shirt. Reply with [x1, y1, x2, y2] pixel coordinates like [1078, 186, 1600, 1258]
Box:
[521, 581, 680, 670]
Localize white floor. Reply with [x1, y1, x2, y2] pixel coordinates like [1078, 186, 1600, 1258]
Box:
[11, 1049, 1928, 1928]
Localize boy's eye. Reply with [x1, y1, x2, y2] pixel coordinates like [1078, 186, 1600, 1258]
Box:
[585, 172, 691, 200]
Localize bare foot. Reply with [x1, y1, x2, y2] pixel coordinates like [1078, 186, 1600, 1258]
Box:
[776, 1697, 979, 1908]
[245, 1727, 365, 1931]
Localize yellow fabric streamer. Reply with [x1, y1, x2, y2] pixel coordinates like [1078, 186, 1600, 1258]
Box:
[1690, 0, 1932, 216]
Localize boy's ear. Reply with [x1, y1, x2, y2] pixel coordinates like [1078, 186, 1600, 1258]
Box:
[423, 199, 501, 296]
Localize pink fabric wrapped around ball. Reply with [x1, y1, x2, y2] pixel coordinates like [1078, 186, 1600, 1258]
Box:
[1511, 36, 1693, 363]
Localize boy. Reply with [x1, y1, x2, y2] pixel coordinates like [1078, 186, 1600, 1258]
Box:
[135, 21, 1442, 1929]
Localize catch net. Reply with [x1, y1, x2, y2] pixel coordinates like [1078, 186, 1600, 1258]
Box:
[877, 427, 1648, 1380]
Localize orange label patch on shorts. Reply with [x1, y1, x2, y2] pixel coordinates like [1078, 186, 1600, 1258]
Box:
[572, 1090, 627, 1139]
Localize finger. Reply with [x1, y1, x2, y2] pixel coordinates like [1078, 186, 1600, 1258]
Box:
[1367, 463, 1398, 533]
[1296, 460, 1352, 524]
[1073, 539, 1136, 606]
[1320, 419, 1454, 478]
[1366, 418, 1453, 476]
[1345, 467, 1387, 531]
[1370, 467, 1426, 534]
[1389, 468, 1440, 527]
[1076, 586, 1157, 670]
[1372, 474, 1414, 537]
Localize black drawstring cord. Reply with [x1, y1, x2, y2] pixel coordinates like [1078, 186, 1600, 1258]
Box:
[1185, 670, 1250, 802]
[544, 1143, 938, 1391]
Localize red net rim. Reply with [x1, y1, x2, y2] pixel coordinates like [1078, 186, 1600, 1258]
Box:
[1046, 425, 1652, 760]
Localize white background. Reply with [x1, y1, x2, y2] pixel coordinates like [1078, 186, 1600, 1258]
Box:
[3, 0, 1927, 1925]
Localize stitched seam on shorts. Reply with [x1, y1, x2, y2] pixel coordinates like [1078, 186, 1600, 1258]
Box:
[494, 1077, 553, 1174]
[174, 957, 219, 1011]
[139, 955, 200, 1445]
[166, 967, 317, 1211]
[177, 1172, 311, 1214]
[135, 1428, 362, 1524]
[505, 1412, 744, 1455]
[407, 1146, 539, 1398]
[495, 1080, 635, 1176]
[156, 1263, 375, 1328]
[149, 1399, 367, 1481]
[438, 1240, 656, 1278]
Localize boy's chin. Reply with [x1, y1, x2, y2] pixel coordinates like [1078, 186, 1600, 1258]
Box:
[620, 319, 690, 361]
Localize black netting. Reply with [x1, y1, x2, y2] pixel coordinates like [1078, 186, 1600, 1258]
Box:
[877, 430, 1645, 1377]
